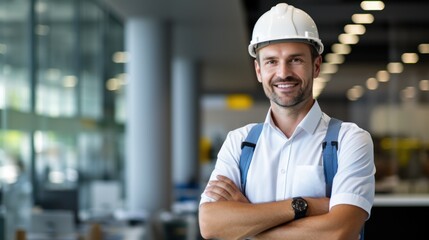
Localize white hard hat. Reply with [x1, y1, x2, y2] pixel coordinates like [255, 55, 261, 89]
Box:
[248, 3, 324, 58]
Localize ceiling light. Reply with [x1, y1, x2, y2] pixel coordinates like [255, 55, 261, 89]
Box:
[338, 34, 359, 44]
[376, 70, 390, 82]
[352, 13, 374, 24]
[418, 43, 429, 54]
[325, 53, 345, 64]
[320, 63, 338, 74]
[366, 77, 378, 90]
[113, 51, 127, 63]
[106, 78, 121, 91]
[344, 24, 366, 35]
[401, 53, 419, 64]
[331, 44, 351, 55]
[347, 85, 364, 101]
[387, 62, 403, 74]
[420, 80, 429, 91]
[360, 1, 385, 11]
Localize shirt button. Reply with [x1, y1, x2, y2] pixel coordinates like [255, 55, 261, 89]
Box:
[281, 169, 286, 174]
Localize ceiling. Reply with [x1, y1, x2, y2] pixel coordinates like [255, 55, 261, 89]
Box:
[102, 0, 429, 101]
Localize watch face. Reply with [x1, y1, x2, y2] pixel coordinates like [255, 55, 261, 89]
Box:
[292, 197, 308, 219]
[293, 198, 308, 211]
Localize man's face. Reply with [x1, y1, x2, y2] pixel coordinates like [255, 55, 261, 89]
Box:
[254, 42, 321, 108]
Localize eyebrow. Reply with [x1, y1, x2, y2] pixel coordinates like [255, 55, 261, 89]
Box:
[261, 52, 306, 61]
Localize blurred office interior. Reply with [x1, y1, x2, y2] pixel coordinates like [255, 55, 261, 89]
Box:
[0, 0, 429, 239]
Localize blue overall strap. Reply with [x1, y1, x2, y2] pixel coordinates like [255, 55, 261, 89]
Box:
[322, 117, 342, 197]
[322, 118, 365, 239]
[239, 123, 264, 194]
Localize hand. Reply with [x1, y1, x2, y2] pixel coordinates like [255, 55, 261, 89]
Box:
[205, 175, 249, 203]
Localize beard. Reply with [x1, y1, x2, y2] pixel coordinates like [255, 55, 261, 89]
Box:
[264, 76, 311, 108]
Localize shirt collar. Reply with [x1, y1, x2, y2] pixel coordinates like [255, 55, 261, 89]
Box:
[299, 100, 323, 135]
[264, 100, 323, 136]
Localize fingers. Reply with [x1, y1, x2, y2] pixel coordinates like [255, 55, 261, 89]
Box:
[216, 175, 238, 186]
[205, 177, 234, 201]
[205, 183, 231, 201]
[215, 175, 239, 192]
[204, 175, 249, 203]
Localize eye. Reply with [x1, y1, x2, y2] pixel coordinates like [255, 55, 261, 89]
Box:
[264, 59, 277, 65]
[290, 57, 304, 64]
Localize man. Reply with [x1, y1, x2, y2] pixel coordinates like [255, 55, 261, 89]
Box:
[199, 2, 375, 240]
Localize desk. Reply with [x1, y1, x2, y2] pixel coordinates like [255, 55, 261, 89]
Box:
[364, 194, 429, 239]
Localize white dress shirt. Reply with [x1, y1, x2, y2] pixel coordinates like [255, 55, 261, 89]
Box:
[200, 101, 375, 216]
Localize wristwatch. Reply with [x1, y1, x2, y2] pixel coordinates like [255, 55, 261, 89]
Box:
[291, 197, 308, 220]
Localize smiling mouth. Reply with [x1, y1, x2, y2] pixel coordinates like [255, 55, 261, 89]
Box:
[274, 82, 299, 89]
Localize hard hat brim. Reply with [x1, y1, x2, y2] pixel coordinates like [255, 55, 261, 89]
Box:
[248, 38, 323, 58]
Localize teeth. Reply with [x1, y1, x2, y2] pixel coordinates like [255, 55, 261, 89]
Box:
[277, 84, 294, 88]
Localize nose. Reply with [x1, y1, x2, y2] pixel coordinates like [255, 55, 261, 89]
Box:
[277, 61, 290, 79]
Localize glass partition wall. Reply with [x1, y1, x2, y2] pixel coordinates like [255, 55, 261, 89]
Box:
[0, 0, 124, 238]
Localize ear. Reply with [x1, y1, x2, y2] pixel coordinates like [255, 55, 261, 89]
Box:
[313, 55, 322, 78]
[254, 59, 262, 83]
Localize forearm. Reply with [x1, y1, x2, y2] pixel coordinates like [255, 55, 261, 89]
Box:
[253, 204, 367, 240]
[199, 200, 292, 240]
[253, 215, 335, 240]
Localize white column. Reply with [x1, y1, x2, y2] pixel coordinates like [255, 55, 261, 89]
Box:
[172, 58, 200, 200]
[125, 18, 172, 215]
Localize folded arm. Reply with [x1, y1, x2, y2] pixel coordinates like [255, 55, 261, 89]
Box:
[198, 175, 330, 240]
